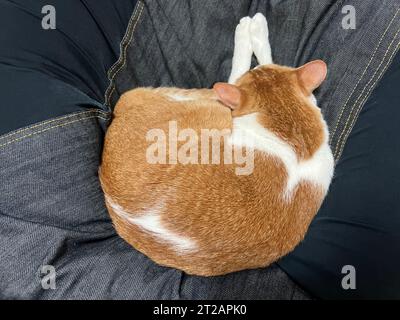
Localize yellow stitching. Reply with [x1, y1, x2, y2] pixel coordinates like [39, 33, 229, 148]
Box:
[334, 48, 399, 161]
[104, 81, 114, 107]
[0, 115, 108, 149]
[334, 28, 400, 158]
[106, 85, 116, 107]
[107, 1, 143, 78]
[106, 2, 144, 106]
[330, 8, 399, 141]
[106, 10, 137, 78]
[334, 40, 400, 160]
[330, 8, 400, 142]
[0, 110, 109, 142]
[105, 1, 145, 106]
[109, 2, 144, 81]
[334, 27, 400, 156]
[104, 4, 140, 104]
[335, 36, 400, 158]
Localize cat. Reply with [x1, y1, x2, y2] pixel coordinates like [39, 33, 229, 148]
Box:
[99, 13, 334, 276]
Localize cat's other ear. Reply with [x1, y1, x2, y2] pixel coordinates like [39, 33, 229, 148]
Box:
[296, 60, 327, 94]
[213, 83, 242, 110]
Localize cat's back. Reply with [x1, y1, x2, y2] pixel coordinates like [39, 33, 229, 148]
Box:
[112, 87, 231, 134]
[100, 87, 232, 197]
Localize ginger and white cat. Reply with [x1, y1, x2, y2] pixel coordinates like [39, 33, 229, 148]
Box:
[99, 14, 334, 276]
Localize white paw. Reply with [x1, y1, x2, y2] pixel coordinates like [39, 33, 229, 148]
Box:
[251, 13, 269, 38]
[250, 13, 273, 65]
[229, 16, 253, 84]
[235, 16, 253, 54]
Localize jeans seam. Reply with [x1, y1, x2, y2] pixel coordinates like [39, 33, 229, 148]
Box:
[0, 109, 109, 142]
[329, 8, 400, 143]
[104, 1, 145, 108]
[0, 113, 109, 150]
[106, 1, 144, 78]
[334, 39, 400, 160]
[334, 27, 400, 158]
[334, 28, 400, 157]
[0, 209, 116, 235]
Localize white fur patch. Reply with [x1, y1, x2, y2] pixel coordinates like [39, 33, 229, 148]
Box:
[230, 113, 334, 199]
[309, 94, 318, 106]
[167, 94, 195, 102]
[105, 196, 197, 253]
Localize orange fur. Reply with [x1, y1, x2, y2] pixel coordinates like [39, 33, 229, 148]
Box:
[99, 63, 332, 276]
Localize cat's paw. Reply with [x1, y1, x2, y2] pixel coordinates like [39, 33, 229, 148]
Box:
[250, 13, 273, 65]
[229, 16, 253, 84]
[235, 16, 252, 53]
[251, 13, 269, 38]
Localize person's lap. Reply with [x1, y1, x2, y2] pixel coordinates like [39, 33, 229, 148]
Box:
[279, 51, 400, 299]
[1, 0, 399, 299]
[111, 0, 400, 298]
[0, 0, 135, 135]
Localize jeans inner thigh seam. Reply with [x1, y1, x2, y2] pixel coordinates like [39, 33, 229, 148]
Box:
[105, 1, 145, 107]
[334, 39, 400, 160]
[0, 110, 109, 142]
[106, 3, 142, 78]
[334, 27, 400, 158]
[329, 8, 400, 142]
[0, 115, 108, 150]
[334, 27, 400, 157]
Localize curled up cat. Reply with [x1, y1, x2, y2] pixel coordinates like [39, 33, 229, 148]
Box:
[99, 13, 334, 276]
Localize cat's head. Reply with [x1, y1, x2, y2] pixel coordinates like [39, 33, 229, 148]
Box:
[214, 60, 327, 116]
[213, 60, 328, 159]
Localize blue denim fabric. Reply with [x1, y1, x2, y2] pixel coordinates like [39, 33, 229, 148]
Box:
[279, 52, 400, 299]
[1, 0, 399, 299]
[0, 110, 309, 299]
[108, 0, 400, 161]
[0, 0, 135, 135]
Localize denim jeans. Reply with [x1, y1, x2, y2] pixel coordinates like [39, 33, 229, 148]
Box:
[0, 0, 399, 299]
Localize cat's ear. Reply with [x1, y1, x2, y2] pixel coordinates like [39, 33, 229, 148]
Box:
[213, 83, 242, 110]
[296, 60, 327, 94]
